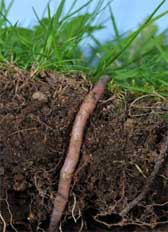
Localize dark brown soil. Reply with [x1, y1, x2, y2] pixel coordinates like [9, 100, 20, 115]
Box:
[0, 65, 168, 232]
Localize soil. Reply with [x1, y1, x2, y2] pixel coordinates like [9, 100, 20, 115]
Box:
[0, 65, 168, 232]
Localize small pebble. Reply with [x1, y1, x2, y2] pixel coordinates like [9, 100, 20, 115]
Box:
[32, 91, 48, 102]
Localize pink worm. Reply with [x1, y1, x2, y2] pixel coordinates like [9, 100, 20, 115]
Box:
[49, 75, 110, 232]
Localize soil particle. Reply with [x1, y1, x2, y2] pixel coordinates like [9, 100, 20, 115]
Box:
[0, 66, 168, 231]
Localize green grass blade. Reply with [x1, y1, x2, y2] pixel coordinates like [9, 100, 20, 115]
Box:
[94, 0, 166, 76]
[109, 5, 120, 40]
[54, 0, 66, 24]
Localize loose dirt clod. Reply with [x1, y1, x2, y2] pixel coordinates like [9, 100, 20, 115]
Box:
[49, 76, 110, 232]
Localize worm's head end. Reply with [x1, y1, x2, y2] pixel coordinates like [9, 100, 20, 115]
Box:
[100, 75, 111, 85]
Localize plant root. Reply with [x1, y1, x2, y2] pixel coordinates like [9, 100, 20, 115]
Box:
[120, 131, 168, 217]
[49, 75, 110, 232]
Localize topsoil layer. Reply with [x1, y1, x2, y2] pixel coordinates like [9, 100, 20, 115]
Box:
[0, 66, 168, 232]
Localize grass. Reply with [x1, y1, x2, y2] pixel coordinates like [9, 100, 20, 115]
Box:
[0, 0, 168, 96]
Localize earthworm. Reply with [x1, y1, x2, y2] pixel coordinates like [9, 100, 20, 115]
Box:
[49, 75, 110, 232]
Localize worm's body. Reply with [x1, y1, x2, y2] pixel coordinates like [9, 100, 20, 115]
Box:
[49, 76, 110, 232]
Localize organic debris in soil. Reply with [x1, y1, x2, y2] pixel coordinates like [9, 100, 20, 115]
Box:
[0, 65, 168, 232]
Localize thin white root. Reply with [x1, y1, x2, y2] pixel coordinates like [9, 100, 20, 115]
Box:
[0, 212, 7, 232]
[72, 193, 77, 223]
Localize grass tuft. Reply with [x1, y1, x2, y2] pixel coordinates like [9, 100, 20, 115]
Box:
[0, 0, 168, 96]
